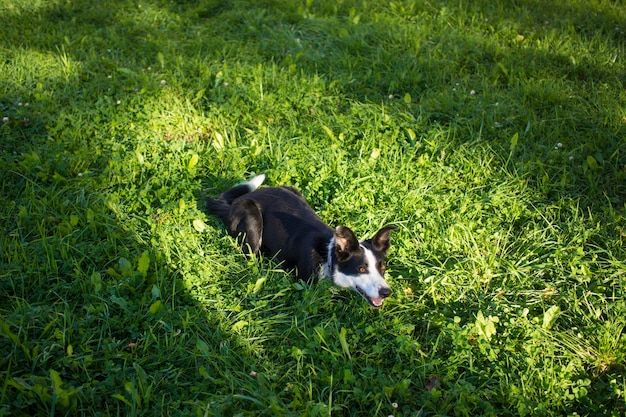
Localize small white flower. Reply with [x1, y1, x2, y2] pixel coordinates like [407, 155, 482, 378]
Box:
[470, 90, 477, 96]
[116, 100, 121, 105]
[388, 94, 394, 100]
[2, 117, 8, 123]
[78, 172, 83, 177]
[107, 75, 112, 79]
[160, 79, 166, 85]
[569, 156, 574, 161]
[392, 402, 398, 408]
[557, 142, 563, 148]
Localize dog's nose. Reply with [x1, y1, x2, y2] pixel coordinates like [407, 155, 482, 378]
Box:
[379, 287, 391, 298]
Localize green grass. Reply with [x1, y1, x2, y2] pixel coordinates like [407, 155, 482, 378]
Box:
[1, 0, 625, 415]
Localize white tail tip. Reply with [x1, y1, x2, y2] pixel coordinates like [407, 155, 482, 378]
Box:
[247, 174, 266, 191]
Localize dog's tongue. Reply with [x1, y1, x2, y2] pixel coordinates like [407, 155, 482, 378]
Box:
[371, 298, 383, 307]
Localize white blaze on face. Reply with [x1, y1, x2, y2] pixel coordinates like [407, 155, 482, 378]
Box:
[357, 245, 389, 305]
[331, 244, 389, 307]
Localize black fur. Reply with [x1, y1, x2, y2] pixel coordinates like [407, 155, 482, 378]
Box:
[206, 176, 398, 305]
[207, 184, 333, 281]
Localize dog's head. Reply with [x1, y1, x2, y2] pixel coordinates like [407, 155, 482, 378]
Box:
[328, 225, 398, 307]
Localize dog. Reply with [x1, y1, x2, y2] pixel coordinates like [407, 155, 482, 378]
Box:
[206, 174, 398, 307]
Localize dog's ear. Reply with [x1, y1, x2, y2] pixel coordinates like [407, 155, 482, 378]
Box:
[370, 225, 398, 256]
[334, 226, 360, 262]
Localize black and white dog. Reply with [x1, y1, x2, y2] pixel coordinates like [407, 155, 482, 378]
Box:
[206, 175, 398, 307]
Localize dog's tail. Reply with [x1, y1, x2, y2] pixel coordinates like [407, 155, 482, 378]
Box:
[206, 174, 265, 222]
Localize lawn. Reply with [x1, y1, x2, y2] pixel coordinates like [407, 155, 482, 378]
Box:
[1, 0, 625, 415]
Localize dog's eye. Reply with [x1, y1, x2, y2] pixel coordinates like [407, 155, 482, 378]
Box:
[358, 266, 367, 274]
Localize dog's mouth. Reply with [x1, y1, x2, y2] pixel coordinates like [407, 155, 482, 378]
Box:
[356, 286, 384, 308]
